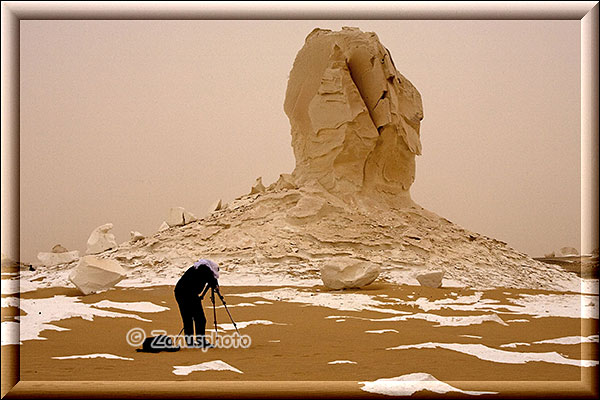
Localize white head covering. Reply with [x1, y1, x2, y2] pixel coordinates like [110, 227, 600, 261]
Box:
[193, 259, 219, 280]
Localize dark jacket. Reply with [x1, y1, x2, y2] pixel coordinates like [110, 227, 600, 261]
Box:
[174, 264, 218, 298]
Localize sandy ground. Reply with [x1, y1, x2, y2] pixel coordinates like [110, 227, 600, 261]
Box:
[2, 271, 598, 397]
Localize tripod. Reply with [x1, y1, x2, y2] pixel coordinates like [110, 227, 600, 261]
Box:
[210, 286, 240, 336]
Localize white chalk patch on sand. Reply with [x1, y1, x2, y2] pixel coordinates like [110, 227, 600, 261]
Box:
[328, 360, 357, 364]
[254, 300, 273, 305]
[327, 313, 507, 327]
[52, 353, 133, 361]
[501, 335, 599, 348]
[335, 319, 345, 322]
[268, 340, 280, 343]
[208, 320, 284, 331]
[533, 335, 599, 345]
[507, 319, 529, 323]
[407, 292, 599, 320]
[233, 288, 410, 314]
[18, 295, 153, 342]
[500, 342, 530, 348]
[1, 272, 18, 277]
[91, 300, 169, 313]
[460, 335, 483, 339]
[360, 372, 496, 396]
[215, 302, 256, 309]
[366, 329, 399, 334]
[172, 360, 243, 375]
[388, 342, 599, 367]
[1, 321, 20, 345]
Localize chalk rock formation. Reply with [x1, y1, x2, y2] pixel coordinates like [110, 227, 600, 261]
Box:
[130, 231, 145, 242]
[158, 221, 170, 232]
[269, 174, 297, 191]
[209, 199, 223, 213]
[29, 28, 581, 293]
[166, 207, 197, 227]
[249, 177, 266, 195]
[37, 249, 79, 267]
[320, 257, 380, 289]
[86, 223, 117, 254]
[416, 270, 445, 288]
[284, 27, 423, 208]
[68, 255, 127, 295]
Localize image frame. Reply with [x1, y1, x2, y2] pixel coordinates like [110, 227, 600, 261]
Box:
[1, 1, 598, 398]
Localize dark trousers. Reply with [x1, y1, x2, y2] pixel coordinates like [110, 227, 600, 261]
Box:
[175, 293, 206, 345]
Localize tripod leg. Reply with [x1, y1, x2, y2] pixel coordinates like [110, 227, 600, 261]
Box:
[211, 288, 218, 345]
[217, 290, 240, 335]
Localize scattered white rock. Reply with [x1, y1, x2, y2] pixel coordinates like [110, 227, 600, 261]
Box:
[320, 257, 380, 289]
[416, 270, 445, 288]
[130, 231, 144, 242]
[249, 177, 266, 195]
[68, 255, 127, 295]
[183, 209, 198, 224]
[166, 206, 198, 227]
[37, 250, 79, 267]
[209, 199, 223, 213]
[86, 223, 118, 254]
[158, 221, 170, 232]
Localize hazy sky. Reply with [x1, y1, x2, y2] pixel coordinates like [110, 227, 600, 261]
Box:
[19, 20, 582, 263]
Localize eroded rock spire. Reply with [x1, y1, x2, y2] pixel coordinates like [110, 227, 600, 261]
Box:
[284, 27, 423, 207]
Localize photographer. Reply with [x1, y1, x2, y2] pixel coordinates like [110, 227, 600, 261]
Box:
[174, 259, 219, 348]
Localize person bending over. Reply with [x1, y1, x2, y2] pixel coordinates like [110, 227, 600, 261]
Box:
[174, 259, 219, 348]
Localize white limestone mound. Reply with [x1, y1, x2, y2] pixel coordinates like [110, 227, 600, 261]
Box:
[416, 270, 445, 288]
[158, 221, 170, 232]
[130, 231, 144, 242]
[86, 223, 118, 255]
[320, 257, 380, 289]
[166, 207, 198, 227]
[249, 177, 266, 195]
[68, 255, 127, 295]
[37, 249, 79, 267]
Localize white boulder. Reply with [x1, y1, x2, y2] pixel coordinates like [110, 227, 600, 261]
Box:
[130, 231, 145, 242]
[166, 207, 198, 227]
[68, 255, 127, 295]
[86, 223, 118, 254]
[320, 257, 380, 289]
[416, 270, 445, 288]
[37, 250, 79, 267]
